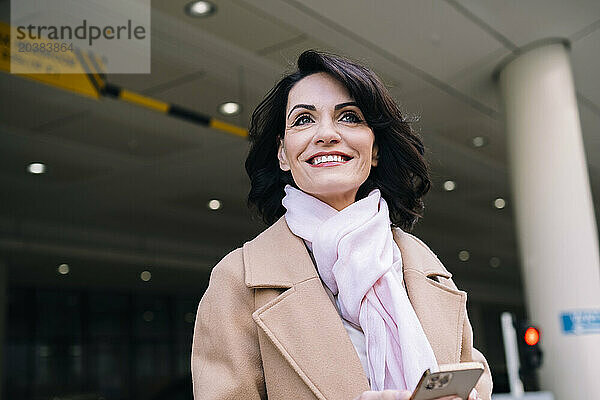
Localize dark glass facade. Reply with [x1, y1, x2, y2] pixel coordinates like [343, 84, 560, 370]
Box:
[5, 287, 199, 400]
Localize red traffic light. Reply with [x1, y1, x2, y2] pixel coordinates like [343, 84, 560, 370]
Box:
[524, 327, 540, 346]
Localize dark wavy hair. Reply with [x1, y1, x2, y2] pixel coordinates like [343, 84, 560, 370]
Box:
[245, 50, 431, 232]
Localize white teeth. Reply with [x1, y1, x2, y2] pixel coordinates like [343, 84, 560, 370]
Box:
[311, 155, 348, 165]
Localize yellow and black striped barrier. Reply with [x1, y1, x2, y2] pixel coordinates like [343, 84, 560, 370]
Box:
[0, 21, 248, 138]
[100, 83, 248, 138]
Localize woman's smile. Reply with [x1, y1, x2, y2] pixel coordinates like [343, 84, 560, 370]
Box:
[306, 152, 354, 167]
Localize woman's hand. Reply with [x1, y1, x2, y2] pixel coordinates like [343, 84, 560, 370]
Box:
[352, 390, 464, 400]
[352, 388, 481, 400]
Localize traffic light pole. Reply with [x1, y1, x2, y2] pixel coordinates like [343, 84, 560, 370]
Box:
[501, 312, 524, 398]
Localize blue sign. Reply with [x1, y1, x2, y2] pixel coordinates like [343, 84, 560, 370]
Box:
[560, 310, 600, 335]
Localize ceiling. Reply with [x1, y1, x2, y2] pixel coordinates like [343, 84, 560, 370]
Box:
[1, 0, 599, 302]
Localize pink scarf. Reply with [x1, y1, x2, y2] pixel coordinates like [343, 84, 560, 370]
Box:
[282, 184, 438, 391]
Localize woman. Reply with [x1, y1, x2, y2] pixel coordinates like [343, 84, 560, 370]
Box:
[191, 50, 492, 400]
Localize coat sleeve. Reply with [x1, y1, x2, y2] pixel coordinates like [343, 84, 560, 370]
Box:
[191, 248, 266, 400]
[439, 276, 493, 400]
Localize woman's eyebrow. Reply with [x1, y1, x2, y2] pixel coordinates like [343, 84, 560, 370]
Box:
[334, 101, 358, 110]
[287, 104, 316, 119]
[287, 101, 359, 119]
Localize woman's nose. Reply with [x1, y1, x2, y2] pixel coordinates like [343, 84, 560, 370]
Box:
[314, 120, 342, 144]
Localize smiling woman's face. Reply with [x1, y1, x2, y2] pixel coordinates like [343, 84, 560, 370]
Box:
[278, 72, 378, 211]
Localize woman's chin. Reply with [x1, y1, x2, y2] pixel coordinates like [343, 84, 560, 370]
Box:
[304, 182, 362, 197]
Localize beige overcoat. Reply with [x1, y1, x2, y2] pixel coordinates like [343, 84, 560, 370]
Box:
[191, 216, 493, 400]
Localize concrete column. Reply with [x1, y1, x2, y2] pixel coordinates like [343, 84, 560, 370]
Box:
[499, 42, 600, 400]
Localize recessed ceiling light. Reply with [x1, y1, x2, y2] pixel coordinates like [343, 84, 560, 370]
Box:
[458, 250, 470, 262]
[471, 136, 487, 148]
[185, 1, 216, 17]
[140, 270, 152, 282]
[494, 198, 506, 209]
[208, 199, 221, 210]
[218, 102, 241, 116]
[443, 180, 456, 191]
[28, 162, 46, 174]
[490, 257, 501, 268]
[58, 263, 70, 275]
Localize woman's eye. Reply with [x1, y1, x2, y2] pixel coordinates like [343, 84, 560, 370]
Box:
[293, 115, 313, 126]
[340, 112, 362, 123]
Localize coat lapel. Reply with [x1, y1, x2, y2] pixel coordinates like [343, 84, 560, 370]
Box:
[243, 216, 466, 399]
[244, 216, 369, 400]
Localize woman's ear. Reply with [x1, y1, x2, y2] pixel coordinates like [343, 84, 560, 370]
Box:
[371, 142, 379, 167]
[277, 138, 291, 171]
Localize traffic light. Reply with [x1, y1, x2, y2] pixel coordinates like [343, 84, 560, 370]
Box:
[516, 320, 543, 373]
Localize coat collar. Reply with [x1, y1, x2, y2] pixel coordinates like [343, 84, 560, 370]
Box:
[243, 215, 452, 288]
[243, 215, 464, 400]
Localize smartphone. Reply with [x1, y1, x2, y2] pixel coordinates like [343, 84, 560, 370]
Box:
[409, 362, 484, 400]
